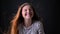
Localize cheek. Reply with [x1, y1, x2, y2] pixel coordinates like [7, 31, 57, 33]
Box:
[22, 11, 25, 17]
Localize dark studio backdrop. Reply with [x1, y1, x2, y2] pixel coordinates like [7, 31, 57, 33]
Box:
[0, 0, 57, 34]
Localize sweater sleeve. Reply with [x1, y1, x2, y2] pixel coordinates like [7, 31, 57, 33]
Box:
[37, 21, 45, 34]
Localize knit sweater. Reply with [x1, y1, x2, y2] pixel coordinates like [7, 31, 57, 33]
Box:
[18, 21, 45, 34]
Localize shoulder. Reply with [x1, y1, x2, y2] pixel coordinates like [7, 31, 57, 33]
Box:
[33, 21, 43, 29]
[33, 21, 42, 26]
[18, 23, 23, 30]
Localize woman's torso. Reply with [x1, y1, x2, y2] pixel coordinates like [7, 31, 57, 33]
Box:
[18, 21, 44, 34]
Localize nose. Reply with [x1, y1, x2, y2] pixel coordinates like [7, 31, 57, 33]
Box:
[27, 9, 31, 13]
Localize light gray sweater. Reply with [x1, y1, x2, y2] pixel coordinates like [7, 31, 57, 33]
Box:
[18, 21, 45, 34]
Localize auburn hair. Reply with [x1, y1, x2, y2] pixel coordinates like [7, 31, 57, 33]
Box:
[9, 2, 41, 34]
[11, 3, 39, 24]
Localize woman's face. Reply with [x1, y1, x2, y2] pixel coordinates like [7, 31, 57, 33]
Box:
[22, 5, 34, 19]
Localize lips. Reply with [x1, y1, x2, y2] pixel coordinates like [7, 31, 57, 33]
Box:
[25, 13, 32, 17]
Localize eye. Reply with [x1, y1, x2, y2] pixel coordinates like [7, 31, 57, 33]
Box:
[25, 9, 27, 11]
[29, 9, 31, 11]
[29, 8, 33, 12]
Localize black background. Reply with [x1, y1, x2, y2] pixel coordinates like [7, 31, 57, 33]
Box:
[0, 0, 57, 34]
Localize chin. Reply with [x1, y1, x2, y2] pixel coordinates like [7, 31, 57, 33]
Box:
[26, 17, 31, 19]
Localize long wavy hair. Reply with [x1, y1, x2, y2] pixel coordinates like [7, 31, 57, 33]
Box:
[7, 2, 43, 34]
[11, 3, 39, 24]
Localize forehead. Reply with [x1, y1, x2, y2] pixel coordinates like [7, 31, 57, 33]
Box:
[22, 5, 31, 9]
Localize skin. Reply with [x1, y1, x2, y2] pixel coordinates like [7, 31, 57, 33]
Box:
[11, 5, 34, 34]
[22, 5, 34, 27]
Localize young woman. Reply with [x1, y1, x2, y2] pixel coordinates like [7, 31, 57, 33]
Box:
[10, 2, 45, 34]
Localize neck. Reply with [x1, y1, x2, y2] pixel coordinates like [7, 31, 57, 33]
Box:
[24, 19, 32, 27]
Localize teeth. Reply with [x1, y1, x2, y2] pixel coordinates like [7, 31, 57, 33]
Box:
[27, 14, 30, 16]
[25, 13, 32, 17]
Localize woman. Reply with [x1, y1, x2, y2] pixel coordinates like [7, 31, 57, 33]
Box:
[10, 2, 45, 34]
